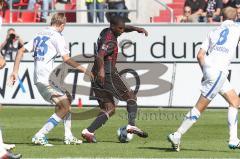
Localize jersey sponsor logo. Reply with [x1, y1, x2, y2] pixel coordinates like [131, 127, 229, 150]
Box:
[34, 56, 45, 61]
[212, 46, 229, 53]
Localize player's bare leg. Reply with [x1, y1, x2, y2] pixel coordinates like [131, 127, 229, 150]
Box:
[62, 112, 82, 145]
[168, 95, 210, 151]
[0, 129, 16, 150]
[0, 146, 8, 159]
[33, 95, 81, 146]
[0, 146, 22, 159]
[222, 89, 240, 149]
[61, 92, 82, 145]
[82, 102, 116, 143]
[0, 129, 22, 158]
[54, 97, 82, 145]
[32, 96, 68, 146]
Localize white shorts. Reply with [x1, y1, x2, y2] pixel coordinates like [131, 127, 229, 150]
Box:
[201, 69, 233, 100]
[35, 82, 68, 104]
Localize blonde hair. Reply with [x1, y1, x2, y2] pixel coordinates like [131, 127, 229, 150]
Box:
[50, 13, 66, 26]
[222, 7, 237, 21]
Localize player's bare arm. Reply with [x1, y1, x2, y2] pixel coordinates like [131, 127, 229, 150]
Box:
[124, 25, 148, 36]
[62, 54, 94, 80]
[0, 58, 5, 69]
[0, 53, 6, 69]
[96, 54, 105, 85]
[10, 47, 25, 85]
[197, 48, 206, 72]
[17, 36, 24, 49]
[0, 40, 7, 52]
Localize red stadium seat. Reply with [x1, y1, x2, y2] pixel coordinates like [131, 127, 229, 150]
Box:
[2, 10, 19, 23]
[151, 0, 184, 23]
[17, 4, 40, 22]
[13, 0, 29, 7]
[64, 0, 76, 22]
[18, 12, 36, 22]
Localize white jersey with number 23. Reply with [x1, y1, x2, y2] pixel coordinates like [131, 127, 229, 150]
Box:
[24, 27, 69, 85]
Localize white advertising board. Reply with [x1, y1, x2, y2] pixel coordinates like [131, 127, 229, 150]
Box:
[2, 24, 239, 62]
[0, 24, 239, 107]
[1, 62, 239, 107]
[0, 62, 172, 106]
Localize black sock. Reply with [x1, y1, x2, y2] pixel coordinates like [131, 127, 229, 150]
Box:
[127, 100, 137, 126]
[87, 112, 108, 133]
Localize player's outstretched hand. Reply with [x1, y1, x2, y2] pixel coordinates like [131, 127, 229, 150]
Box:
[9, 72, 17, 86]
[137, 28, 148, 37]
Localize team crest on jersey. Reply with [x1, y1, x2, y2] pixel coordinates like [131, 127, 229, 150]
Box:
[34, 56, 45, 61]
[101, 44, 108, 51]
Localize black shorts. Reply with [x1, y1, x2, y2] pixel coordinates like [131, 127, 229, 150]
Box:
[91, 71, 136, 104]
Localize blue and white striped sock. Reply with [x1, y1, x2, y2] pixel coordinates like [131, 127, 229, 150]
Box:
[177, 107, 201, 135]
[35, 113, 62, 137]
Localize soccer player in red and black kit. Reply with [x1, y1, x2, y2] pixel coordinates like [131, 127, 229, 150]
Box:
[81, 15, 149, 143]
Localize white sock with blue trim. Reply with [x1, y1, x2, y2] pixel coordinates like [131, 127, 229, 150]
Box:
[0, 145, 7, 158]
[0, 128, 3, 144]
[35, 113, 62, 137]
[228, 106, 238, 142]
[63, 112, 73, 139]
[177, 107, 201, 135]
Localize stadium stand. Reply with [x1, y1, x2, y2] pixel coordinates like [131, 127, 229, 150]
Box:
[2, 10, 19, 23]
[152, 0, 184, 22]
[65, 0, 76, 22]
[1, 0, 77, 23]
[12, 0, 28, 8]
[3, 0, 229, 24]
[2, 3, 39, 23]
[17, 10, 39, 22]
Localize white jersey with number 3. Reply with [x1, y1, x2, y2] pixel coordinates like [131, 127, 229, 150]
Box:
[24, 27, 69, 84]
[201, 20, 240, 74]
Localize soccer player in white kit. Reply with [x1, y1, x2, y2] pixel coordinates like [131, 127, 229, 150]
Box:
[0, 17, 22, 158]
[168, 7, 240, 151]
[0, 69, 21, 158]
[10, 13, 93, 146]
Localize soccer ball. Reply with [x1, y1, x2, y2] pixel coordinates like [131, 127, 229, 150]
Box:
[117, 125, 134, 143]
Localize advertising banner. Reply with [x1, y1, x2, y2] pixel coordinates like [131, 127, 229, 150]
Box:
[0, 24, 239, 107]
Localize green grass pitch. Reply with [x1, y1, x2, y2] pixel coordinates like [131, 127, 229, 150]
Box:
[1, 106, 240, 158]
